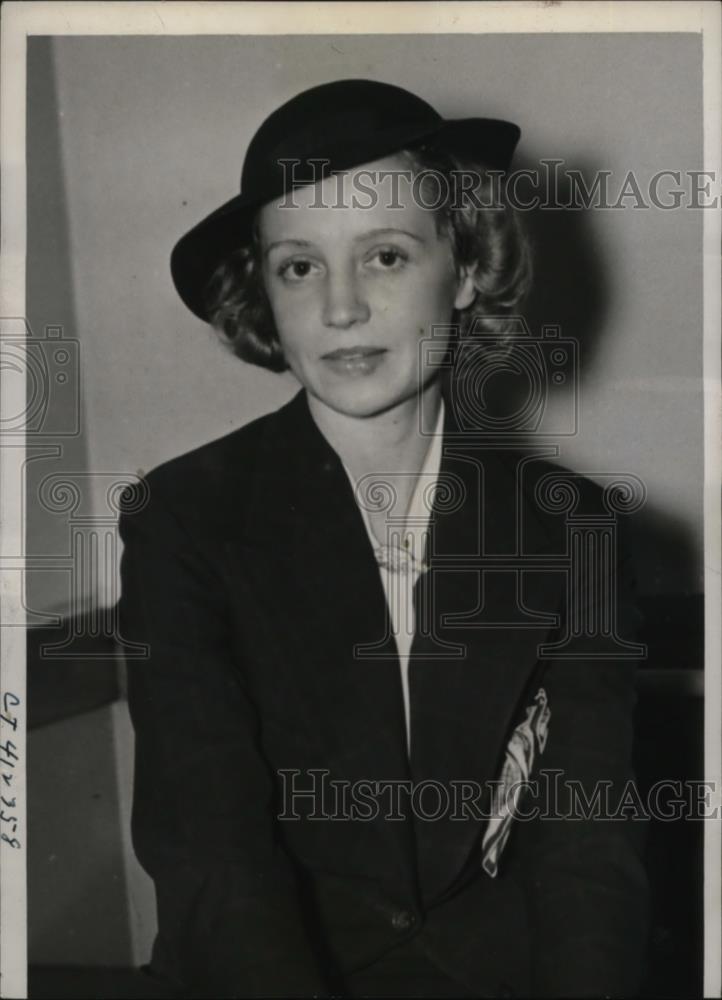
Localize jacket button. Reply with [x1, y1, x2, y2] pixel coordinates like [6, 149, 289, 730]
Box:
[390, 909, 415, 931]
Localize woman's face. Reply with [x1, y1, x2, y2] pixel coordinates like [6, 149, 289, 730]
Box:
[258, 153, 476, 419]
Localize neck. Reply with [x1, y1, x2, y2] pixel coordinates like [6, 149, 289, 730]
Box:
[306, 379, 443, 481]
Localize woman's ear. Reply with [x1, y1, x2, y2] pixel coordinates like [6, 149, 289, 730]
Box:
[454, 266, 477, 310]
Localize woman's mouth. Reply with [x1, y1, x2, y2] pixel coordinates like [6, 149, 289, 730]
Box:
[321, 347, 388, 375]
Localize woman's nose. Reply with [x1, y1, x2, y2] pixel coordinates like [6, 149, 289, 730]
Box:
[322, 268, 370, 328]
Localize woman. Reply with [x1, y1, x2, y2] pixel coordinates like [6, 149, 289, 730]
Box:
[118, 79, 649, 998]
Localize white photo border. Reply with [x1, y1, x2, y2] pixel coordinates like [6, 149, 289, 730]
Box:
[1, 2, 719, 998]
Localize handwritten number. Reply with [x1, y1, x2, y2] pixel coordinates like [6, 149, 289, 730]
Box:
[2, 693, 20, 712]
[0, 695, 21, 849]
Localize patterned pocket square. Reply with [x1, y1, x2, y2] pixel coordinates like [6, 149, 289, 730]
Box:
[481, 686, 551, 878]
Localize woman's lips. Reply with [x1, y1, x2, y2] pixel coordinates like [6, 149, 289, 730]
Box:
[321, 347, 387, 374]
[322, 347, 387, 360]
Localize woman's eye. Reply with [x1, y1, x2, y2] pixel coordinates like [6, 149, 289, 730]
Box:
[278, 258, 317, 281]
[369, 248, 408, 270]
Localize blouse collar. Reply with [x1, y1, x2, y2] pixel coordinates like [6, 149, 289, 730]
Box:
[342, 398, 445, 572]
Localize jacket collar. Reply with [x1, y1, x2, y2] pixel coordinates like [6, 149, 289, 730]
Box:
[246, 382, 557, 555]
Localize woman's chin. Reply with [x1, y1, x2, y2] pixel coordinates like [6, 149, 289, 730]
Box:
[308, 379, 416, 420]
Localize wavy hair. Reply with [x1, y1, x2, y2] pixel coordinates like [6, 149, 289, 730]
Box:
[203, 145, 533, 372]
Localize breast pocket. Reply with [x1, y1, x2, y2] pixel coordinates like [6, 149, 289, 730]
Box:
[481, 686, 551, 877]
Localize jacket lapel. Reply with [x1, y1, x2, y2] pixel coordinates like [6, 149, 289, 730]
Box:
[236, 388, 417, 888]
[408, 403, 566, 902]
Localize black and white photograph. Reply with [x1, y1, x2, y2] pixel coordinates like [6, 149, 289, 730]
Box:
[1, 2, 720, 998]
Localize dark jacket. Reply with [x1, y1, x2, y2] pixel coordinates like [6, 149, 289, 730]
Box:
[118, 386, 649, 999]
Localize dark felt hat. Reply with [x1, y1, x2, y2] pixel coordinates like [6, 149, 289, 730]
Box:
[170, 78, 521, 321]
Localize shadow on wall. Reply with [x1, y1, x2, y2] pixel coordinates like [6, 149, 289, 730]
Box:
[522, 157, 611, 374]
[452, 159, 700, 599]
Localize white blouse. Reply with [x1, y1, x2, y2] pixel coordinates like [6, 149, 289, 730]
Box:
[341, 401, 445, 755]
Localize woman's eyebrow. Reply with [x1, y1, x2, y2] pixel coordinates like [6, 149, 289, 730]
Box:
[264, 228, 425, 257]
[355, 227, 425, 244]
[264, 238, 313, 257]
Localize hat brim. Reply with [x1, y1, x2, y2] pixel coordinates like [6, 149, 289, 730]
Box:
[170, 116, 520, 322]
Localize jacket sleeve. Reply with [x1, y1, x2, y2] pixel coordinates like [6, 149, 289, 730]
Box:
[117, 476, 329, 999]
[517, 520, 650, 998]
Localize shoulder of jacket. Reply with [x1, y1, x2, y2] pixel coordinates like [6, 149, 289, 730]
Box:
[120, 403, 287, 524]
[495, 452, 605, 509]
[149, 407, 277, 481]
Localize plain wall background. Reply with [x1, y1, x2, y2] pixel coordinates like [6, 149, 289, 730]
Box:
[26, 31, 705, 968]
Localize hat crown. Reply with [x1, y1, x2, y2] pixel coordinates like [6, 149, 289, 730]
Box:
[171, 78, 521, 322]
[241, 79, 441, 194]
